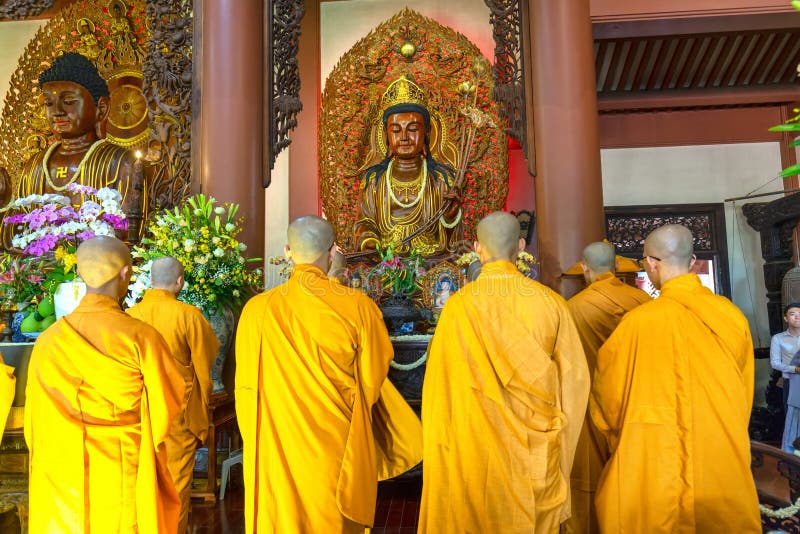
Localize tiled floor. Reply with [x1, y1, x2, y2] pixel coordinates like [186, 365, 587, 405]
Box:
[189, 471, 422, 533]
[372, 478, 422, 533]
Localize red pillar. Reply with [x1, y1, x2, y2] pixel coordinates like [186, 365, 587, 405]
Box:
[530, 0, 604, 295]
[198, 0, 265, 260]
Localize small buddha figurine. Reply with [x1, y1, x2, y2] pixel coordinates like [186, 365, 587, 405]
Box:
[2, 52, 143, 242]
[354, 76, 462, 256]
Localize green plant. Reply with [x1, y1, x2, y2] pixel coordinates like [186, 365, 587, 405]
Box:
[127, 194, 263, 314]
[768, 1, 800, 178]
[369, 245, 425, 297]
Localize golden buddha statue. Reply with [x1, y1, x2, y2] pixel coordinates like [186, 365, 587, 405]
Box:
[354, 76, 462, 256]
[1, 52, 143, 242]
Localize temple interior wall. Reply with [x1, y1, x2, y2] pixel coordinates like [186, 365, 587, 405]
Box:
[0, 20, 45, 106]
[0, 3, 789, 402]
[602, 142, 783, 405]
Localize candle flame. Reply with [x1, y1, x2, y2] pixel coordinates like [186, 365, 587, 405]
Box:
[135, 150, 142, 159]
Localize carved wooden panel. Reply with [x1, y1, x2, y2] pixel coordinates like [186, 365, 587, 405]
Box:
[264, 0, 304, 187]
[484, 0, 527, 156]
[141, 0, 193, 211]
[0, 0, 55, 20]
[604, 203, 731, 297]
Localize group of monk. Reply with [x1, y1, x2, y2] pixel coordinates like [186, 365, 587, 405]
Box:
[0, 210, 761, 533]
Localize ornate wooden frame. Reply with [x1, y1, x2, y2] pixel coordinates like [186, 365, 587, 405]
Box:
[264, 0, 305, 188]
[604, 203, 731, 298]
[484, 0, 534, 174]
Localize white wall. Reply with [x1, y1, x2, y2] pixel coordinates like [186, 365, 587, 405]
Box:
[602, 142, 784, 404]
[0, 20, 45, 106]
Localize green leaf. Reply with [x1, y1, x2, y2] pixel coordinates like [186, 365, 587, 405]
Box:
[769, 124, 800, 132]
[779, 163, 800, 178]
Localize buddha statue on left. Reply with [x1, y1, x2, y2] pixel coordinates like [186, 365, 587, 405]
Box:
[1, 52, 140, 241]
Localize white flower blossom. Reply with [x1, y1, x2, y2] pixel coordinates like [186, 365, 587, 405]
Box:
[213, 248, 225, 258]
[214, 207, 226, 215]
[225, 223, 235, 232]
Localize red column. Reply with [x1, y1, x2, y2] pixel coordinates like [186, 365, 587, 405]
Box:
[530, 0, 605, 295]
[198, 0, 265, 260]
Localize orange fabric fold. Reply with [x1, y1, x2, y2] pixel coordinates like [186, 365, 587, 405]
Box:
[128, 288, 220, 532]
[24, 294, 184, 534]
[563, 273, 650, 534]
[419, 260, 589, 534]
[235, 264, 421, 533]
[590, 274, 760, 533]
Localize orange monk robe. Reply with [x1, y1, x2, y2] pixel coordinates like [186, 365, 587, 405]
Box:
[0, 351, 15, 431]
[564, 273, 650, 534]
[419, 260, 590, 534]
[590, 274, 760, 533]
[24, 294, 184, 534]
[235, 264, 422, 534]
[128, 288, 220, 533]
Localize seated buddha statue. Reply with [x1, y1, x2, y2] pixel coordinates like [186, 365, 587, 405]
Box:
[354, 76, 462, 256]
[1, 52, 142, 242]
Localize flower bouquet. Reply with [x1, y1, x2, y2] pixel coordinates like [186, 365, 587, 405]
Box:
[456, 249, 538, 279]
[369, 245, 425, 298]
[126, 194, 262, 314]
[0, 253, 44, 308]
[368, 246, 426, 334]
[2, 184, 127, 335]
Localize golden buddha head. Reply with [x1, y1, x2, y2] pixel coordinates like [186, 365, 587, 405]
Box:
[380, 76, 430, 158]
[38, 52, 110, 140]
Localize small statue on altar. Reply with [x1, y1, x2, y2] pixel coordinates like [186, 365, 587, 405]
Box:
[0, 52, 143, 241]
[354, 76, 462, 256]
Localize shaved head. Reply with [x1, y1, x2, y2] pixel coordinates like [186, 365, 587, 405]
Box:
[150, 256, 184, 288]
[644, 224, 694, 268]
[287, 216, 335, 264]
[76, 236, 131, 288]
[582, 242, 616, 273]
[476, 212, 522, 262]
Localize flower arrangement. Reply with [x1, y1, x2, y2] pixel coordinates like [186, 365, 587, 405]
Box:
[456, 249, 538, 278]
[0, 253, 44, 307]
[268, 256, 295, 281]
[369, 245, 425, 297]
[126, 194, 262, 314]
[2, 184, 128, 294]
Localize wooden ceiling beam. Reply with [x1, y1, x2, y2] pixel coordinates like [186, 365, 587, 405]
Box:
[597, 84, 800, 111]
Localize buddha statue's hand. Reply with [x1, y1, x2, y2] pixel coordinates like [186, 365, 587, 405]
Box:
[442, 185, 462, 203]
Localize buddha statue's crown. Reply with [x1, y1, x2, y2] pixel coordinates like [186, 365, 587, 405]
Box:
[380, 75, 427, 113]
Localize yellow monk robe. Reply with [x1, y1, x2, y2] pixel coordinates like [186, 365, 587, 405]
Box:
[24, 294, 185, 533]
[128, 288, 220, 533]
[419, 260, 590, 534]
[590, 274, 760, 533]
[235, 264, 422, 534]
[563, 273, 650, 534]
[0, 351, 15, 431]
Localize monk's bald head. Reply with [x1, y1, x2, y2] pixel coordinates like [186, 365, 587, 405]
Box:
[476, 212, 523, 262]
[287, 215, 335, 264]
[150, 256, 184, 289]
[644, 224, 694, 268]
[76, 236, 132, 289]
[582, 242, 616, 274]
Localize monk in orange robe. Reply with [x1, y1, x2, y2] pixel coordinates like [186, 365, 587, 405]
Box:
[24, 236, 184, 533]
[563, 242, 651, 534]
[0, 351, 15, 431]
[419, 212, 590, 533]
[235, 215, 421, 534]
[591, 224, 760, 532]
[127, 256, 219, 533]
